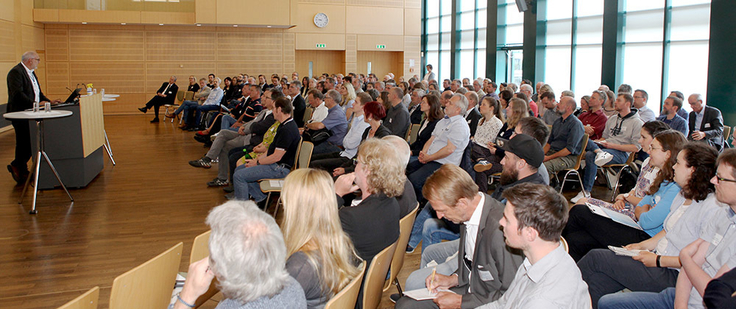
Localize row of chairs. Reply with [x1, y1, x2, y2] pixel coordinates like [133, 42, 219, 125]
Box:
[58, 206, 418, 309]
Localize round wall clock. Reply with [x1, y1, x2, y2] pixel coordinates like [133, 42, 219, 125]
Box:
[314, 13, 329, 28]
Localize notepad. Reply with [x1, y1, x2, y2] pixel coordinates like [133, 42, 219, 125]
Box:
[608, 246, 647, 257]
[403, 288, 454, 301]
[268, 180, 284, 187]
[586, 203, 642, 230]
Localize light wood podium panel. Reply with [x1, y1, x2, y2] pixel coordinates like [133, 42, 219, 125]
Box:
[79, 93, 105, 157]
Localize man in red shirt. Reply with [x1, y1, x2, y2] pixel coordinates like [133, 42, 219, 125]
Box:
[577, 90, 608, 141]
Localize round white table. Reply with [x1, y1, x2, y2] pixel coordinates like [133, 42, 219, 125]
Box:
[3, 110, 75, 214]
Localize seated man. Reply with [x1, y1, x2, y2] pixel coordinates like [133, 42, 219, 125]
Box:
[385, 87, 411, 138]
[304, 89, 348, 155]
[138, 75, 178, 123]
[476, 183, 591, 308]
[304, 89, 329, 129]
[395, 164, 524, 309]
[656, 95, 688, 136]
[219, 85, 262, 132]
[633, 89, 656, 123]
[687, 93, 724, 151]
[542, 96, 585, 184]
[578, 90, 608, 141]
[287, 80, 306, 128]
[572, 93, 643, 203]
[407, 94, 471, 203]
[232, 96, 300, 202]
[189, 89, 279, 188]
[180, 77, 223, 130]
[540, 91, 561, 126]
[168, 78, 209, 124]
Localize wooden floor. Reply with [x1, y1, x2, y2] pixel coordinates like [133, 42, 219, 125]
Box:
[0, 114, 610, 308]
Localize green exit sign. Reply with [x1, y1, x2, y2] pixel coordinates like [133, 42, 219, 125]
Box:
[376, 44, 386, 49]
[316, 43, 326, 48]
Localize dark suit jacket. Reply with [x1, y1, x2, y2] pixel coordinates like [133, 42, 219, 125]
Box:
[338, 193, 400, 265]
[410, 119, 439, 156]
[7, 63, 50, 113]
[689, 105, 724, 150]
[395, 179, 418, 219]
[155, 82, 178, 106]
[466, 108, 482, 137]
[409, 103, 423, 124]
[455, 194, 525, 308]
[292, 94, 306, 128]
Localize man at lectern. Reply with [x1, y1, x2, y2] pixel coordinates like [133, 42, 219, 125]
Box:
[6, 51, 60, 184]
[138, 76, 179, 123]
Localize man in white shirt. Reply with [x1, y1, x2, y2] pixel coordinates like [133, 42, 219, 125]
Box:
[305, 89, 328, 127]
[406, 94, 471, 203]
[478, 183, 591, 309]
[633, 89, 656, 122]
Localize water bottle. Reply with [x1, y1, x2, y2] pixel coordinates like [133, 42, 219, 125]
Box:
[32, 101, 39, 112]
[45, 102, 51, 112]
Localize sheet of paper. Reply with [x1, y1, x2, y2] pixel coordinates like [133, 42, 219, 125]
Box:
[403, 288, 454, 301]
[268, 180, 284, 187]
[608, 246, 647, 257]
[586, 203, 610, 218]
[587, 203, 642, 230]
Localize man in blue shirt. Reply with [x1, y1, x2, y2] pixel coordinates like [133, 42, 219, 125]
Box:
[543, 96, 585, 182]
[656, 96, 688, 136]
[305, 89, 348, 155]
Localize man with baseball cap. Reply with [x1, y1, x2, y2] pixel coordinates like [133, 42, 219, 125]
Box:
[491, 133, 547, 201]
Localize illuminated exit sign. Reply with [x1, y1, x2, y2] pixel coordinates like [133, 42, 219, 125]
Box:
[376, 44, 386, 49]
[316, 43, 326, 48]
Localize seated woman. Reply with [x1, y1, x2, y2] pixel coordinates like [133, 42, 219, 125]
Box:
[409, 94, 444, 157]
[335, 138, 402, 264]
[281, 169, 362, 309]
[172, 201, 306, 309]
[579, 142, 719, 308]
[331, 101, 391, 177]
[563, 130, 688, 261]
[470, 96, 505, 193]
[473, 97, 529, 188]
[309, 92, 372, 173]
[577, 121, 671, 219]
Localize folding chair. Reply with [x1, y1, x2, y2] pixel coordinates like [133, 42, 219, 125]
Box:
[601, 152, 636, 201]
[324, 262, 366, 309]
[57, 286, 99, 309]
[557, 134, 589, 195]
[108, 243, 183, 309]
[384, 204, 419, 294]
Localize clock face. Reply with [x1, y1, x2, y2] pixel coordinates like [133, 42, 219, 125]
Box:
[314, 13, 329, 28]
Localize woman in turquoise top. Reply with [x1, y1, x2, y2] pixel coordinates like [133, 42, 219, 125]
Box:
[562, 130, 688, 261]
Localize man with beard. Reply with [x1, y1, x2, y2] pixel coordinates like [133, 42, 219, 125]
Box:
[490, 133, 547, 201]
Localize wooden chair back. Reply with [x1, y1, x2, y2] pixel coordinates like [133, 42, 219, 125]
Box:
[561, 236, 569, 253]
[189, 230, 220, 308]
[362, 240, 398, 309]
[406, 123, 421, 144]
[298, 141, 314, 169]
[109, 242, 183, 309]
[57, 286, 99, 309]
[384, 204, 419, 292]
[303, 106, 314, 125]
[184, 91, 195, 101]
[176, 90, 185, 104]
[324, 262, 367, 309]
[724, 125, 732, 144]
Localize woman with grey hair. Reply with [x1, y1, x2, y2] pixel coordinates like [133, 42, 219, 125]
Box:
[172, 201, 306, 309]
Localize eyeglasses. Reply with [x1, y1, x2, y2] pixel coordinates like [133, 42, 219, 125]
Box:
[649, 145, 662, 151]
[715, 174, 736, 184]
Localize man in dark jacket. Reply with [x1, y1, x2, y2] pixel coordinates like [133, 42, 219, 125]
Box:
[138, 76, 179, 123]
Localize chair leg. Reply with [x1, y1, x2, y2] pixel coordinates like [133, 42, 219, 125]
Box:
[394, 277, 403, 295]
[576, 172, 588, 198]
[610, 166, 628, 201]
[559, 170, 573, 194]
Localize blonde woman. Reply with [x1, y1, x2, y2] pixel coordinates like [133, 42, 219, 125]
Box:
[282, 169, 362, 309]
[340, 83, 358, 119]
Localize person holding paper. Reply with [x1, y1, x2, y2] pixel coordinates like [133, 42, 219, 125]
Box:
[395, 164, 524, 309]
[563, 130, 687, 261]
[476, 183, 591, 309]
[597, 148, 736, 309]
[575, 121, 671, 219]
[578, 143, 720, 308]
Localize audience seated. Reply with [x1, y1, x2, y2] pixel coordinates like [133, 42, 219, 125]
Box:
[476, 183, 591, 308]
[173, 201, 306, 309]
[232, 97, 300, 202]
[464, 91, 482, 137]
[542, 96, 585, 186]
[490, 133, 547, 201]
[169, 78, 209, 124]
[687, 93, 724, 151]
[473, 97, 528, 190]
[563, 130, 687, 261]
[406, 94, 471, 203]
[540, 91, 561, 125]
[383, 135, 418, 218]
[469, 96, 504, 192]
[385, 87, 411, 138]
[395, 164, 524, 309]
[656, 95, 688, 136]
[179, 77, 223, 130]
[329, 101, 391, 178]
[305, 89, 348, 155]
[578, 90, 609, 141]
[633, 89, 656, 123]
[138, 76, 179, 123]
[309, 92, 372, 173]
[572, 93, 644, 202]
[280, 169, 362, 309]
[579, 143, 718, 308]
[598, 149, 736, 309]
[409, 94, 445, 158]
[408, 89, 425, 124]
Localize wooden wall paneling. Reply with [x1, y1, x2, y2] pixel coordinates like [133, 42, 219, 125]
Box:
[46, 62, 71, 96]
[356, 34, 404, 51]
[140, 12, 195, 25]
[295, 33, 346, 50]
[70, 61, 147, 94]
[296, 50, 346, 76]
[217, 31, 284, 76]
[405, 8, 421, 36]
[357, 51, 402, 79]
[0, 0, 14, 22]
[195, 0, 217, 24]
[283, 33, 296, 76]
[299, 0, 345, 4]
[45, 27, 70, 62]
[216, 0, 290, 26]
[145, 62, 216, 90]
[403, 35, 421, 79]
[347, 0, 403, 7]
[405, 0, 421, 9]
[33, 8, 60, 22]
[20, 0, 35, 25]
[345, 7, 403, 35]
[345, 34, 357, 74]
[57, 9, 142, 24]
[0, 20, 17, 62]
[68, 29, 145, 62]
[145, 30, 216, 62]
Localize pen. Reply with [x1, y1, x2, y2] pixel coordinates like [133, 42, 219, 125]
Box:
[429, 267, 437, 292]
